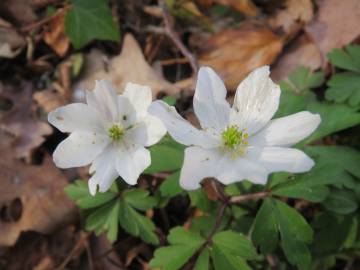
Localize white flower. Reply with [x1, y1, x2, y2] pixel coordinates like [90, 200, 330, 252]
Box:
[149, 66, 321, 190]
[48, 80, 166, 195]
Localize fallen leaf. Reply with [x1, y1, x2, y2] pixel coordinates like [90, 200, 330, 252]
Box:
[271, 34, 322, 81]
[73, 34, 179, 98]
[305, 0, 360, 58]
[272, 0, 360, 80]
[33, 88, 67, 113]
[198, 24, 283, 89]
[0, 147, 76, 246]
[215, 0, 259, 17]
[43, 9, 70, 57]
[0, 83, 52, 160]
[268, 0, 313, 38]
[0, 0, 37, 25]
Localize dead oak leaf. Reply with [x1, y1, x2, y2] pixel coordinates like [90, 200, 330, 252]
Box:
[0, 151, 76, 246]
[43, 8, 70, 57]
[198, 24, 283, 89]
[268, 0, 313, 38]
[305, 0, 360, 58]
[73, 34, 179, 98]
[0, 83, 52, 160]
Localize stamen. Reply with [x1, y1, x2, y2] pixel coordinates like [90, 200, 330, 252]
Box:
[108, 125, 124, 141]
[221, 125, 249, 157]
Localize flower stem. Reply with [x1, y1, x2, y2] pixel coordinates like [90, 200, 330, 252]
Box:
[229, 190, 270, 204]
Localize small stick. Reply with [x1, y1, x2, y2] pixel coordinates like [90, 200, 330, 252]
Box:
[158, 0, 199, 74]
[229, 190, 270, 204]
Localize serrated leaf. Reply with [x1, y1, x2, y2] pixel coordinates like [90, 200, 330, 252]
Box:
[322, 189, 358, 214]
[328, 45, 360, 72]
[64, 180, 117, 209]
[211, 246, 252, 270]
[212, 231, 258, 259]
[149, 227, 205, 270]
[123, 188, 157, 211]
[272, 199, 313, 269]
[85, 200, 117, 236]
[252, 199, 279, 254]
[194, 248, 210, 270]
[145, 136, 185, 174]
[275, 89, 316, 118]
[118, 201, 159, 245]
[65, 0, 120, 49]
[287, 66, 325, 93]
[326, 72, 360, 106]
[305, 102, 360, 143]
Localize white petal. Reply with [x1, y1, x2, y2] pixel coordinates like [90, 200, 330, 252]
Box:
[180, 146, 269, 190]
[117, 96, 137, 128]
[127, 115, 166, 147]
[88, 146, 118, 195]
[48, 103, 104, 133]
[250, 111, 321, 146]
[247, 146, 315, 173]
[217, 158, 268, 185]
[53, 131, 109, 168]
[86, 80, 119, 122]
[231, 66, 281, 134]
[194, 67, 230, 131]
[115, 144, 150, 185]
[123, 82, 152, 119]
[149, 100, 221, 148]
[180, 146, 223, 190]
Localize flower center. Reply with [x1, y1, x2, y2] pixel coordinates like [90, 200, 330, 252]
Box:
[108, 124, 124, 141]
[221, 125, 249, 156]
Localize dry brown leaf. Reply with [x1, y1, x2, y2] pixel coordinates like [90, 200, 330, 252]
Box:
[0, 83, 52, 160]
[268, 0, 313, 37]
[198, 24, 283, 89]
[305, 0, 360, 58]
[0, 150, 76, 246]
[215, 0, 259, 17]
[33, 88, 67, 113]
[272, 0, 360, 80]
[43, 9, 70, 57]
[271, 35, 321, 81]
[0, 0, 37, 25]
[73, 34, 179, 98]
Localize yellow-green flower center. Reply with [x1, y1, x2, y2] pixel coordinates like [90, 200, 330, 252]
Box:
[108, 125, 124, 141]
[222, 125, 248, 150]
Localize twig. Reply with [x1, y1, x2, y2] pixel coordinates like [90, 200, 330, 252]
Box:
[55, 232, 91, 270]
[229, 190, 270, 204]
[158, 0, 199, 74]
[205, 202, 228, 243]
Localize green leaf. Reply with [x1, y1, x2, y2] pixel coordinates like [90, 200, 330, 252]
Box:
[252, 199, 279, 254]
[160, 170, 183, 197]
[149, 227, 205, 270]
[272, 199, 313, 269]
[123, 188, 157, 211]
[322, 189, 358, 214]
[189, 189, 215, 212]
[211, 246, 252, 270]
[326, 72, 360, 106]
[305, 102, 360, 143]
[85, 200, 120, 242]
[328, 45, 360, 72]
[305, 146, 360, 178]
[275, 89, 316, 118]
[65, 0, 120, 49]
[64, 180, 117, 209]
[287, 66, 325, 93]
[194, 248, 210, 270]
[145, 136, 185, 174]
[212, 231, 258, 259]
[118, 201, 159, 245]
[272, 164, 347, 202]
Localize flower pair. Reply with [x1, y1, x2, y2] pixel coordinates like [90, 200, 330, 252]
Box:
[49, 66, 321, 195]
